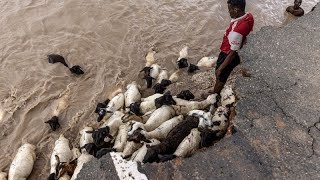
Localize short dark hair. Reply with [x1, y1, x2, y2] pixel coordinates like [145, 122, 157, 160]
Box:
[227, 0, 246, 11]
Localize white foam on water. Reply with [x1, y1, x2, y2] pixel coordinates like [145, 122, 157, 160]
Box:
[110, 152, 148, 180]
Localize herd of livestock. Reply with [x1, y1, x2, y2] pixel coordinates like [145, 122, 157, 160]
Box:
[0, 47, 237, 180]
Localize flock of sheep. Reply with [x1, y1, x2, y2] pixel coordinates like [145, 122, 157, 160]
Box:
[0, 47, 237, 180]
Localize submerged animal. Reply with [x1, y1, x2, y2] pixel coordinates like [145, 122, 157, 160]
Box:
[47, 54, 84, 75]
[8, 143, 36, 180]
[48, 54, 69, 67]
[145, 47, 156, 67]
[69, 65, 84, 75]
[45, 116, 60, 131]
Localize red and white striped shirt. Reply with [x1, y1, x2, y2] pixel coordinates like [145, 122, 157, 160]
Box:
[220, 13, 254, 54]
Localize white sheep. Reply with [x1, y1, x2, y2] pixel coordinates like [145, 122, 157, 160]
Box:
[79, 127, 94, 152]
[178, 46, 188, 60]
[173, 128, 201, 157]
[220, 85, 236, 107]
[59, 174, 71, 180]
[113, 124, 128, 152]
[141, 93, 163, 102]
[169, 70, 181, 83]
[141, 115, 184, 141]
[197, 56, 218, 68]
[156, 69, 169, 83]
[210, 106, 229, 134]
[172, 94, 217, 115]
[100, 111, 126, 141]
[188, 110, 213, 128]
[104, 93, 125, 120]
[8, 143, 36, 180]
[127, 121, 145, 136]
[144, 105, 176, 131]
[50, 135, 73, 175]
[145, 47, 156, 67]
[122, 141, 143, 158]
[150, 64, 161, 79]
[131, 139, 160, 163]
[124, 81, 141, 112]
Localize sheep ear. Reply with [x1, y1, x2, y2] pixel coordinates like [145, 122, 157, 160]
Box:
[107, 134, 113, 139]
[140, 67, 146, 72]
[145, 139, 152, 143]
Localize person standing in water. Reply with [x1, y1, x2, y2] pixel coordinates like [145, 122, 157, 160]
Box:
[286, 0, 304, 17]
[209, 0, 254, 95]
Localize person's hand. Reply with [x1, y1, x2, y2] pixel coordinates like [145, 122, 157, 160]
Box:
[215, 68, 222, 77]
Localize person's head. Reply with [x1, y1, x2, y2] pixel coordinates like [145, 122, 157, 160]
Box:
[227, 0, 246, 18]
[294, 0, 302, 9]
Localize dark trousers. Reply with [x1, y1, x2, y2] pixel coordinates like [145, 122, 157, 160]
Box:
[215, 52, 240, 83]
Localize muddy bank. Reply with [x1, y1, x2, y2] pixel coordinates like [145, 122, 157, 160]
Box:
[77, 4, 320, 180]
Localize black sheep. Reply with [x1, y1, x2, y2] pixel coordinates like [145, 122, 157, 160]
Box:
[45, 116, 60, 131]
[69, 65, 84, 75]
[127, 128, 151, 144]
[128, 102, 143, 116]
[95, 99, 111, 122]
[143, 116, 199, 163]
[48, 54, 69, 67]
[177, 58, 189, 69]
[140, 67, 153, 76]
[47, 54, 84, 75]
[143, 75, 155, 88]
[81, 143, 99, 157]
[96, 148, 116, 159]
[86, 127, 113, 148]
[198, 128, 222, 148]
[152, 83, 166, 94]
[160, 79, 172, 87]
[187, 64, 200, 73]
[176, 90, 195, 100]
[155, 91, 176, 108]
